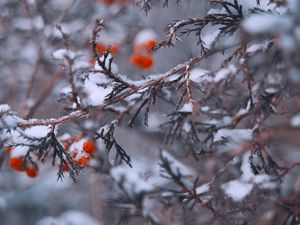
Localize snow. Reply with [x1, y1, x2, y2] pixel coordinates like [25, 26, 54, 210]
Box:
[135, 29, 157, 44]
[161, 151, 194, 178]
[182, 121, 192, 133]
[53, 20, 86, 37]
[94, 54, 118, 74]
[222, 153, 277, 201]
[202, 29, 220, 49]
[221, 179, 253, 201]
[237, 99, 252, 116]
[60, 85, 72, 95]
[111, 164, 159, 198]
[290, 114, 300, 127]
[207, 8, 226, 15]
[196, 183, 210, 194]
[68, 139, 88, 159]
[189, 68, 212, 83]
[178, 102, 193, 113]
[214, 128, 253, 143]
[97, 21, 125, 44]
[165, 73, 181, 82]
[10, 146, 29, 157]
[82, 73, 112, 106]
[36, 210, 101, 225]
[52, 49, 76, 60]
[246, 41, 270, 53]
[12, 16, 44, 31]
[214, 64, 237, 82]
[0, 112, 21, 129]
[73, 59, 90, 71]
[242, 14, 292, 35]
[228, 0, 285, 15]
[201, 106, 210, 112]
[0, 104, 10, 112]
[24, 126, 51, 139]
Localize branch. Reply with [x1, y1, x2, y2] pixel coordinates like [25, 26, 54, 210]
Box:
[17, 110, 89, 127]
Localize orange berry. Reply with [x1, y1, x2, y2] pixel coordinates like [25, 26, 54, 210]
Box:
[95, 43, 107, 54]
[130, 53, 141, 65]
[77, 156, 90, 167]
[82, 140, 96, 155]
[26, 165, 39, 178]
[9, 157, 25, 171]
[130, 53, 153, 69]
[139, 55, 153, 69]
[71, 152, 77, 159]
[145, 39, 156, 51]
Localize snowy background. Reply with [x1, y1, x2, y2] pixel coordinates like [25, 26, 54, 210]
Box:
[1, 0, 300, 225]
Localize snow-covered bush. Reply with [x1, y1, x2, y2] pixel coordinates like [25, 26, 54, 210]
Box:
[1, 0, 300, 224]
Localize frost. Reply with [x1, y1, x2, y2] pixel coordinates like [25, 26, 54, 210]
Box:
[243, 14, 292, 35]
[178, 102, 193, 113]
[214, 65, 237, 82]
[290, 114, 300, 127]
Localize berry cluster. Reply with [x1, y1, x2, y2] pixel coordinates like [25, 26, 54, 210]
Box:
[130, 30, 157, 70]
[6, 147, 39, 178]
[59, 138, 96, 172]
[5, 139, 97, 177]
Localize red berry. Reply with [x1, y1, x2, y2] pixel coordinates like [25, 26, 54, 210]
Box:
[77, 156, 90, 167]
[26, 165, 39, 178]
[9, 157, 25, 172]
[82, 140, 96, 155]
